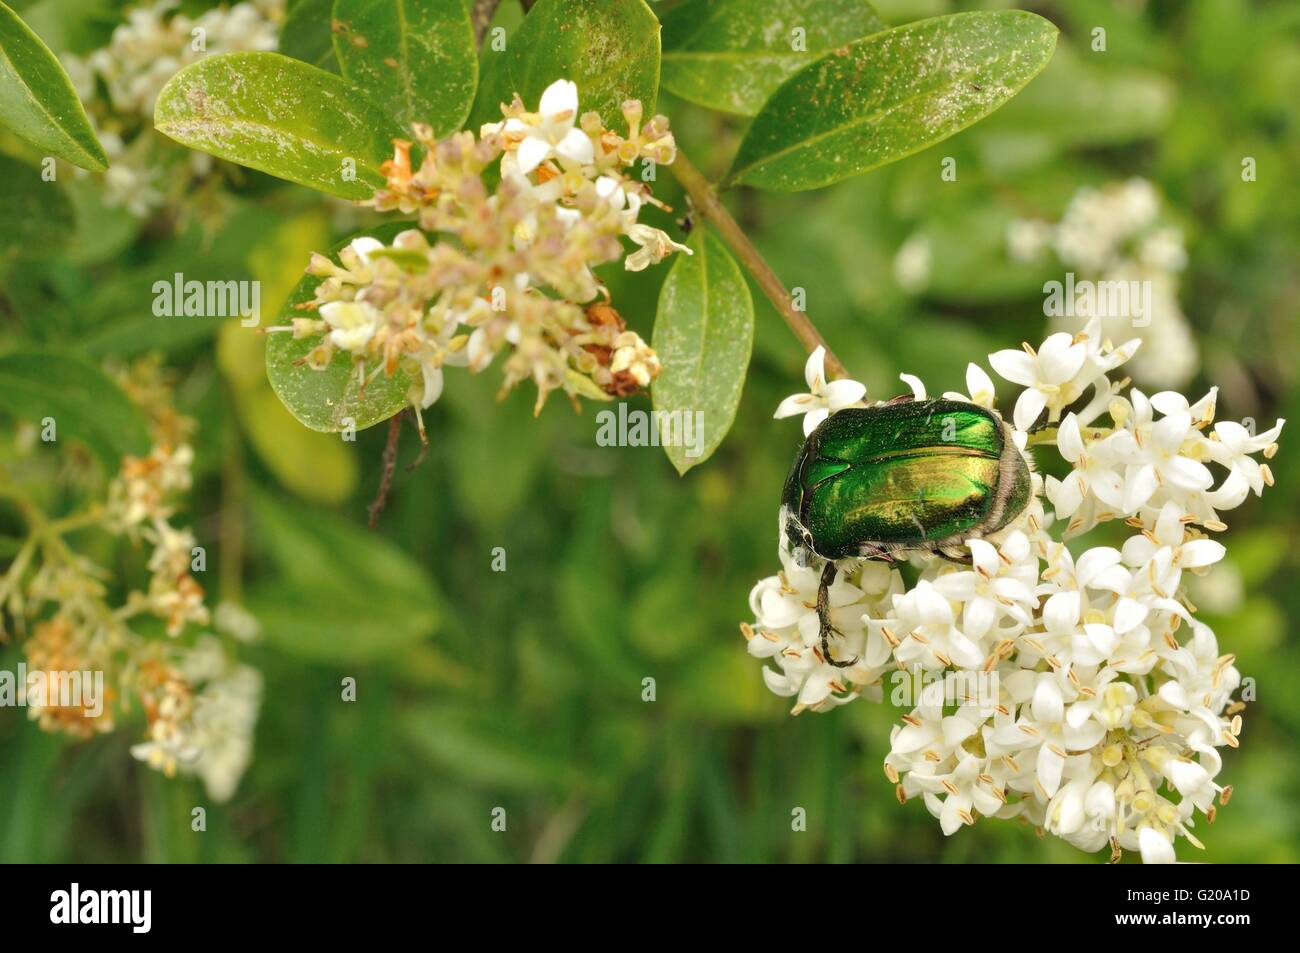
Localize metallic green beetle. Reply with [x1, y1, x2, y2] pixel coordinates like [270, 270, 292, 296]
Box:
[781, 397, 1032, 668]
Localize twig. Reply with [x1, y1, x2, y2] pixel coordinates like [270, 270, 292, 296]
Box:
[472, 0, 502, 45]
[669, 148, 850, 381]
[368, 412, 405, 530]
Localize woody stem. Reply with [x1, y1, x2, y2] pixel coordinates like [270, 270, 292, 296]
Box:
[669, 149, 850, 381]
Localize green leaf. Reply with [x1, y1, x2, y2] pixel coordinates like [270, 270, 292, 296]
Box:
[0, 0, 107, 170]
[245, 489, 442, 662]
[0, 153, 73, 259]
[279, 0, 340, 74]
[725, 10, 1059, 192]
[472, 0, 659, 129]
[443, 373, 550, 529]
[661, 0, 885, 117]
[332, 0, 477, 135]
[153, 51, 404, 199]
[17, 0, 117, 56]
[265, 222, 416, 432]
[0, 351, 150, 470]
[403, 705, 578, 791]
[62, 176, 139, 266]
[651, 227, 753, 475]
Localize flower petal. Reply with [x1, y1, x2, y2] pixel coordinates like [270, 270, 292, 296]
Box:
[538, 78, 579, 117]
[516, 136, 551, 175]
[824, 378, 866, 410]
[774, 392, 817, 420]
[555, 127, 594, 165]
[1013, 386, 1049, 433]
[988, 349, 1037, 387]
[804, 346, 827, 391]
[1139, 827, 1176, 864]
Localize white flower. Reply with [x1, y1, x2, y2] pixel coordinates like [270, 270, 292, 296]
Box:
[1006, 218, 1053, 262]
[506, 79, 595, 175]
[984, 674, 1105, 799]
[929, 534, 1037, 642]
[1138, 826, 1176, 865]
[773, 346, 867, 436]
[893, 234, 931, 292]
[318, 300, 379, 351]
[745, 323, 1279, 862]
[891, 579, 987, 671]
[942, 363, 997, 409]
[745, 546, 898, 711]
[188, 663, 261, 802]
[132, 637, 262, 802]
[1120, 500, 1226, 599]
[1044, 413, 1126, 530]
[989, 333, 1088, 432]
[625, 224, 693, 272]
[1140, 226, 1187, 272]
[1204, 417, 1284, 509]
[1108, 389, 1214, 514]
[898, 373, 928, 400]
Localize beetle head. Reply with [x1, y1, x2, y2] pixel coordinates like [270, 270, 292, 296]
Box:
[781, 507, 817, 567]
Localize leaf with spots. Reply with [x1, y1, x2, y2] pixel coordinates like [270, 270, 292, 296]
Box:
[0, 0, 107, 170]
[470, 0, 659, 130]
[153, 51, 404, 199]
[661, 0, 885, 117]
[332, 0, 477, 135]
[651, 228, 753, 475]
[265, 223, 419, 433]
[724, 10, 1058, 192]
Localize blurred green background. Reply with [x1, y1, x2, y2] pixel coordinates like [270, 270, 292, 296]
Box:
[1, 0, 1298, 862]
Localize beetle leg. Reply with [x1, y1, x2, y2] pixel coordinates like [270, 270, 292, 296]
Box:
[882, 394, 915, 406]
[859, 543, 896, 562]
[937, 544, 973, 565]
[817, 561, 858, 669]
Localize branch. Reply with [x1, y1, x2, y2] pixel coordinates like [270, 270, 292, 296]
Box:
[669, 148, 850, 381]
[368, 412, 405, 529]
[472, 0, 502, 45]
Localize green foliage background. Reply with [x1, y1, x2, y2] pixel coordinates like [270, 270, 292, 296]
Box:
[1, 0, 1298, 862]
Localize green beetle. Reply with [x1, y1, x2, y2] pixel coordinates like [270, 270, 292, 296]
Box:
[781, 396, 1032, 668]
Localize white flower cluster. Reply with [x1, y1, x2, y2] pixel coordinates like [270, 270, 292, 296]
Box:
[131, 636, 262, 802]
[62, 0, 282, 216]
[1008, 178, 1197, 389]
[273, 79, 685, 423]
[6, 358, 263, 802]
[744, 321, 1283, 862]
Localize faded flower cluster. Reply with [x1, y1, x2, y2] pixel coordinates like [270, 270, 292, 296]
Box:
[61, 0, 283, 216]
[1008, 178, 1197, 389]
[272, 79, 685, 424]
[743, 321, 1283, 862]
[2, 358, 261, 801]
